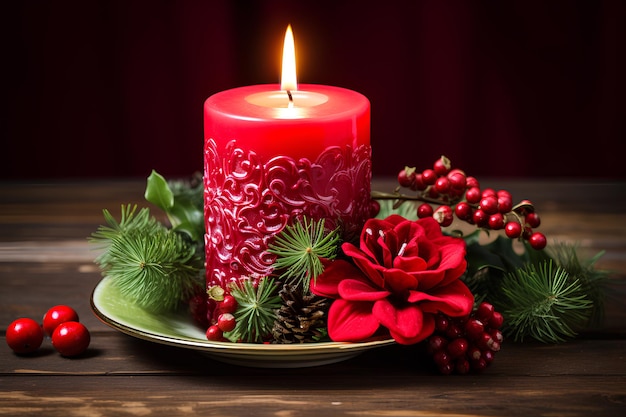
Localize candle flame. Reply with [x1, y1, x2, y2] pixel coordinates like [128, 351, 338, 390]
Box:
[281, 25, 297, 91]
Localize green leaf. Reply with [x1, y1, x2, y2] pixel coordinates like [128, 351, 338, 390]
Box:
[144, 170, 204, 241]
[145, 170, 174, 211]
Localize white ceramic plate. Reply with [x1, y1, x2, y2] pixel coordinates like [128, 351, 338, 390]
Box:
[91, 276, 395, 368]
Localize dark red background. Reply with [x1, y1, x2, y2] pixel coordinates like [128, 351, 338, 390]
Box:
[2, 1, 625, 180]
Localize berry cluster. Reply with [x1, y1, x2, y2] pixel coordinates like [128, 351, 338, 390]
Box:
[397, 156, 546, 250]
[5, 305, 90, 357]
[425, 302, 503, 374]
[205, 293, 238, 342]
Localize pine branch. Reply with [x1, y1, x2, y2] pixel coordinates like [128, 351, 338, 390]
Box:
[499, 260, 593, 343]
[90, 204, 203, 313]
[547, 242, 610, 327]
[225, 277, 282, 343]
[268, 218, 339, 290]
[89, 205, 162, 268]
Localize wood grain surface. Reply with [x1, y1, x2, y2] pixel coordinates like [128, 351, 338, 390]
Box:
[1, 179, 625, 417]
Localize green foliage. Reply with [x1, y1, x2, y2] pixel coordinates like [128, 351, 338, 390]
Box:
[144, 170, 204, 242]
[268, 218, 339, 290]
[90, 204, 204, 313]
[375, 199, 418, 221]
[225, 277, 282, 343]
[499, 260, 593, 343]
[462, 235, 606, 343]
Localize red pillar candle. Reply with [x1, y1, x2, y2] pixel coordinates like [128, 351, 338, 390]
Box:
[202, 27, 374, 319]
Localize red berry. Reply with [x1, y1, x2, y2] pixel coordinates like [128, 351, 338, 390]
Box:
[447, 338, 469, 358]
[51, 321, 90, 357]
[526, 212, 541, 228]
[432, 350, 451, 368]
[217, 313, 236, 332]
[434, 176, 450, 194]
[476, 332, 500, 352]
[433, 156, 451, 176]
[497, 189, 512, 200]
[476, 302, 495, 322]
[447, 170, 467, 190]
[417, 203, 434, 219]
[454, 202, 472, 221]
[464, 318, 485, 340]
[438, 362, 454, 375]
[468, 346, 482, 361]
[466, 176, 480, 189]
[206, 324, 225, 341]
[456, 358, 471, 374]
[479, 196, 499, 214]
[433, 205, 454, 227]
[472, 357, 488, 372]
[497, 196, 513, 213]
[489, 311, 504, 329]
[445, 324, 463, 339]
[465, 187, 481, 204]
[427, 335, 448, 354]
[529, 232, 547, 250]
[472, 209, 488, 227]
[490, 329, 504, 344]
[481, 188, 497, 198]
[482, 349, 495, 364]
[421, 169, 437, 185]
[220, 295, 238, 314]
[6, 318, 44, 354]
[397, 168, 415, 188]
[412, 173, 427, 191]
[488, 213, 504, 230]
[504, 221, 522, 238]
[43, 305, 79, 336]
[434, 314, 449, 332]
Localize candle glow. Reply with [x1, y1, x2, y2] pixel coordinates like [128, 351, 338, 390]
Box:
[203, 26, 372, 318]
[281, 25, 297, 92]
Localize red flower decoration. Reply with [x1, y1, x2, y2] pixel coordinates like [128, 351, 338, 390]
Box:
[311, 215, 474, 345]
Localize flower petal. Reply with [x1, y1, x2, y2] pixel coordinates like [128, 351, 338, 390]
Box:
[310, 260, 361, 298]
[408, 280, 474, 318]
[372, 299, 435, 345]
[327, 299, 380, 342]
[338, 279, 390, 301]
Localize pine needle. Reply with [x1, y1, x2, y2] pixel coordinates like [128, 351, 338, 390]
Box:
[90, 204, 203, 313]
[226, 277, 282, 343]
[268, 218, 339, 289]
[500, 260, 593, 343]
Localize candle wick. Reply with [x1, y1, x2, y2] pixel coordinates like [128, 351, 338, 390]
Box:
[286, 90, 294, 108]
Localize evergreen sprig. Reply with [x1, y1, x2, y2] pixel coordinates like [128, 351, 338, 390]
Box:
[499, 260, 593, 343]
[268, 218, 339, 289]
[90, 205, 162, 268]
[225, 277, 282, 343]
[90, 204, 204, 313]
[547, 242, 609, 327]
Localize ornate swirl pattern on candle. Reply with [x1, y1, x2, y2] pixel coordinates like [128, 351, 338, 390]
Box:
[204, 138, 373, 294]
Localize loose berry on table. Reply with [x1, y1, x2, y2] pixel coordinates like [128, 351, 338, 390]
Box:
[51, 321, 90, 357]
[6, 318, 44, 354]
[43, 305, 79, 336]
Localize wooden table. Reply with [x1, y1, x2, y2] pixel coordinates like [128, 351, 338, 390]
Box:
[1, 179, 625, 416]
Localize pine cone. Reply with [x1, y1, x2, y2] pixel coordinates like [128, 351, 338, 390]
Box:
[272, 283, 329, 343]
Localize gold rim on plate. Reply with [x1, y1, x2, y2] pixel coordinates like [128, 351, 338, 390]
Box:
[91, 276, 395, 368]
